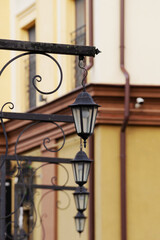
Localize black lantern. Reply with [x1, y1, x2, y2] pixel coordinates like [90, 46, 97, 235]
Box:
[72, 150, 92, 186]
[74, 212, 86, 234]
[73, 186, 89, 212]
[69, 91, 100, 147]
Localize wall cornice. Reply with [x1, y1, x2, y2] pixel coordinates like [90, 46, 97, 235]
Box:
[1, 83, 160, 154]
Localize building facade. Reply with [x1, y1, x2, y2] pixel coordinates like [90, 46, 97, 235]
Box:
[1, 1, 160, 240]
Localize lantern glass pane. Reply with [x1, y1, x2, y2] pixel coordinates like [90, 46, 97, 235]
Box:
[75, 162, 83, 182]
[75, 218, 79, 232]
[75, 218, 80, 232]
[79, 194, 85, 210]
[74, 192, 89, 211]
[83, 163, 90, 182]
[82, 107, 92, 133]
[72, 108, 81, 133]
[74, 195, 80, 210]
[90, 107, 98, 134]
[72, 163, 77, 182]
[79, 218, 85, 232]
[84, 194, 89, 209]
[75, 218, 85, 233]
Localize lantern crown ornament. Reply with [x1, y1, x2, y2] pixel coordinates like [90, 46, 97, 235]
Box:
[69, 59, 100, 147]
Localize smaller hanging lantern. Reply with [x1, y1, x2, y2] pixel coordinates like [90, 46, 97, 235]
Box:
[72, 150, 92, 186]
[69, 91, 100, 147]
[74, 212, 86, 234]
[73, 186, 89, 212]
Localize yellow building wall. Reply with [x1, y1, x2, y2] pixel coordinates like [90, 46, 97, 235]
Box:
[15, 3, 36, 111]
[94, 125, 121, 240]
[0, 0, 11, 109]
[56, 0, 76, 97]
[36, 0, 58, 103]
[11, 0, 76, 112]
[127, 126, 160, 240]
[57, 134, 89, 240]
[95, 125, 160, 240]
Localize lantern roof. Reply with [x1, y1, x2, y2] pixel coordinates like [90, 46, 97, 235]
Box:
[69, 91, 100, 107]
[74, 186, 89, 195]
[73, 150, 92, 163]
[75, 211, 86, 219]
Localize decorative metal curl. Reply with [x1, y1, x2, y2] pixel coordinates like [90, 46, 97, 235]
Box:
[40, 213, 47, 240]
[78, 57, 88, 91]
[0, 52, 63, 95]
[56, 191, 71, 210]
[36, 190, 54, 240]
[24, 163, 53, 236]
[50, 176, 57, 185]
[10, 120, 65, 223]
[37, 190, 52, 226]
[51, 164, 70, 210]
[43, 122, 65, 152]
[0, 102, 14, 169]
[5, 221, 16, 240]
[15, 121, 39, 169]
[0, 122, 39, 219]
[55, 164, 69, 187]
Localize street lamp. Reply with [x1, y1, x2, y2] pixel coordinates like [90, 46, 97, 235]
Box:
[70, 91, 100, 147]
[74, 212, 86, 234]
[72, 150, 92, 187]
[73, 186, 89, 212]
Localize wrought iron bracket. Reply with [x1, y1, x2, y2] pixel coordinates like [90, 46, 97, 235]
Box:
[16, 183, 77, 191]
[0, 39, 100, 57]
[3, 155, 72, 164]
[0, 37, 100, 239]
[0, 111, 74, 123]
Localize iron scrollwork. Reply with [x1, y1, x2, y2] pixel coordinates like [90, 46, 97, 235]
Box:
[0, 52, 63, 96]
[0, 50, 77, 240]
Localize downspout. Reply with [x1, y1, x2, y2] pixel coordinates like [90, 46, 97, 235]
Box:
[86, 0, 94, 71]
[89, 135, 95, 240]
[79, 1, 95, 238]
[88, 1, 95, 239]
[120, 0, 130, 240]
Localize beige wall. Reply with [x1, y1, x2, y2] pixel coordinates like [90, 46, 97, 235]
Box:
[8, 0, 75, 112]
[0, 0, 11, 108]
[2, 0, 160, 107]
[95, 125, 160, 240]
[57, 134, 89, 240]
[127, 126, 160, 240]
[94, 125, 121, 240]
[1, 1, 160, 240]
[92, 0, 160, 86]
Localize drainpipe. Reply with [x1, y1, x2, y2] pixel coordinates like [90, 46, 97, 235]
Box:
[86, 0, 94, 71]
[88, 2, 95, 237]
[89, 135, 95, 240]
[120, 0, 130, 240]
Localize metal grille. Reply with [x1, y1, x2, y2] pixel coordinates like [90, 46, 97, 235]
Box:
[71, 25, 86, 87]
[28, 26, 36, 109]
[71, 0, 86, 87]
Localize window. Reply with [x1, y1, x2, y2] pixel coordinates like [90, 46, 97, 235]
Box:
[71, 0, 86, 87]
[75, 0, 86, 45]
[28, 26, 36, 109]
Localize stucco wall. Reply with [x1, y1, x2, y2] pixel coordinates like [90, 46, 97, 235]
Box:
[0, 0, 11, 108]
[92, 0, 160, 86]
[95, 125, 160, 240]
[57, 134, 89, 240]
